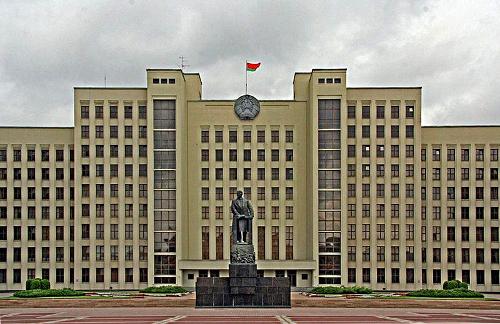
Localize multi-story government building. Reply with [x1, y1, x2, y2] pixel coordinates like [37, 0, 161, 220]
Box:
[0, 68, 499, 292]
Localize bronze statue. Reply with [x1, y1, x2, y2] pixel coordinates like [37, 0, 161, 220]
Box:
[231, 190, 254, 244]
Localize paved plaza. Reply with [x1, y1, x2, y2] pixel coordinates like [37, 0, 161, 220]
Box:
[1, 308, 500, 323]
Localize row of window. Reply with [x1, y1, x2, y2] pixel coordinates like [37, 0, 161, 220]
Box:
[347, 105, 415, 119]
[82, 164, 147, 177]
[200, 185, 294, 202]
[347, 268, 500, 285]
[81, 126, 148, 139]
[0, 206, 72, 220]
[346, 223, 500, 242]
[81, 145, 147, 158]
[347, 144, 415, 158]
[0, 167, 73, 181]
[0, 149, 72, 162]
[201, 205, 294, 220]
[201, 226, 293, 261]
[422, 186, 498, 201]
[346, 204, 500, 220]
[200, 129, 293, 144]
[0, 268, 149, 284]
[79, 184, 148, 198]
[81, 105, 147, 119]
[347, 183, 414, 198]
[200, 168, 294, 181]
[347, 125, 414, 138]
[0, 226, 69, 241]
[349, 163, 415, 177]
[0, 223, 148, 242]
[422, 206, 500, 220]
[347, 246, 500, 264]
[423, 167, 499, 181]
[318, 77, 341, 84]
[423, 148, 499, 162]
[0, 187, 69, 200]
[152, 78, 175, 85]
[200, 149, 293, 162]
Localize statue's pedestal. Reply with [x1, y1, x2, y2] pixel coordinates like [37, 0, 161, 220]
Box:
[195, 243, 291, 307]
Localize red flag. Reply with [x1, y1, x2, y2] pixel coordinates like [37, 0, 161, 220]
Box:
[246, 62, 261, 72]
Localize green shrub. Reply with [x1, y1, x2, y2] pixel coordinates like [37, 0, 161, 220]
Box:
[41, 279, 50, 290]
[407, 288, 483, 298]
[140, 286, 187, 294]
[310, 286, 372, 294]
[14, 289, 85, 298]
[26, 278, 51, 290]
[443, 280, 468, 290]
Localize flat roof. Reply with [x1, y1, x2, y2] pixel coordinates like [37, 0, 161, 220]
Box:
[74, 87, 146, 90]
[0, 126, 74, 129]
[348, 86, 422, 89]
[422, 125, 500, 128]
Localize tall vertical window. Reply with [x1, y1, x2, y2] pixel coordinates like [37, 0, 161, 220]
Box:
[202, 226, 209, 260]
[286, 226, 293, 260]
[153, 100, 177, 284]
[258, 226, 265, 260]
[272, 226, 279, 260]
[216, 226, 223, 260]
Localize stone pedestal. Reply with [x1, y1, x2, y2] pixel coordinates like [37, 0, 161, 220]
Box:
[195, 243, 291, 308]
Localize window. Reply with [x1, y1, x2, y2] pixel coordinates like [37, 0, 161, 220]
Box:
[200, 130, 209, 143]
[214, 130, 223, 143]
[406, 125, 414, 138]
[391, 268, 400, 284]
[391, 125, 399, 138]
[229, 130, 237, 143]
[347, 106, 356, 119]
[476, 148, 484, 161]
[461, 148, 469, 161]
[244, 130, 252, 143]
[286, 130, 293, 143]
[81, 105, 89, 118]
[347, 125, 355, 138]
[376, 125, 384, 138]
[125, 268, 133, 282]
[406, 145, 414, 158]
[391, 106, 399, 119]
[406, 105, 414, 118]
[361, 268, 370, 283]
[272, 226, 279, 260]
[271, 130, 279, 142]
[362, 125, 370, 138]
[257, 130, 265, 143]
[492, 148, 499, 161]
[376, 106, 384, 119]
[81, 126, 89, 138]
[125, 245, 133, 260]
[362, 106, 370, 119]
[391, 145, 399, 158]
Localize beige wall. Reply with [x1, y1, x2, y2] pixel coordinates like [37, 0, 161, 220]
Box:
[0, 68, 498, 292]
[0, 128, 74, 289]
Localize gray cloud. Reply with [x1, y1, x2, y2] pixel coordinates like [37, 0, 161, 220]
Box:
[0, 0, 499, 126]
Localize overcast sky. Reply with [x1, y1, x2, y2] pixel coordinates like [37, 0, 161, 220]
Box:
[1, 0, 499, 126]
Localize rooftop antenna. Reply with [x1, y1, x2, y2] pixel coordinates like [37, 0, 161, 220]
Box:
[104, 74, 107, 88]
[178, 56, 190, 71]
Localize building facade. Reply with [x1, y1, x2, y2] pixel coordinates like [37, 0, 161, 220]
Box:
[0, 68, 499, 291]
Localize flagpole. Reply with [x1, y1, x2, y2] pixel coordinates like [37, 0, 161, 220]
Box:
[245, 60, 248, 95]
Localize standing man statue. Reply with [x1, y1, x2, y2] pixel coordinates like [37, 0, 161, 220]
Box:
[231, 190, 254, 244]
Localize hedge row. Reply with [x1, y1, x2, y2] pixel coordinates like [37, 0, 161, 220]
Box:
[407, 288, 483, 298]
[26, 278, 50, 290]
[310, 286, 373, 294]
[13, 289, 85, 298]
[443, 280, 468, 290]
[140, 286, 187, 294]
